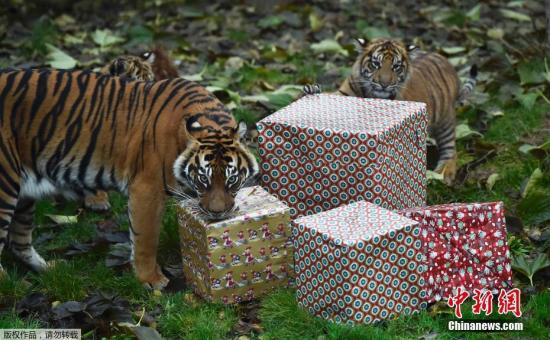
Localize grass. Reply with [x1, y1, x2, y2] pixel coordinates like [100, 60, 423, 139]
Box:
[260, 289, 550, 340]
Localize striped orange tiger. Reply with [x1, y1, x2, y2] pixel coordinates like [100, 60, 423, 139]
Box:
[0, 68, 258, 288]
[81, 52, 158, 212]
[305, 38, 477, 184]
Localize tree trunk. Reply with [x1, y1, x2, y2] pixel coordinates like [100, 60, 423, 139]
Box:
[547, 0, 550, 43]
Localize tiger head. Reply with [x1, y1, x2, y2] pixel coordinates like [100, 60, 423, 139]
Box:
[103, 54, 155, 81]
[173, 119, 259, 218]
[352, 38, 414, 99]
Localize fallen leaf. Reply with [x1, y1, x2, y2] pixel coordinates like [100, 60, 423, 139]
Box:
[465, 4, 481, 21]
[521, 168, 543, 198]
[118, 323, 162, 340]
[512, 253, 550, 286]
[455, 123, 483, 140]
[486, 173, 500, 190]
[45, 214, 78, 225]
[487, 28, 504, 40]
[311, 39, 349, 56]
[91, 29, 124, 47]
[441, 46, 466, 55]
[46, 44, 77, 69]
[499, 9, 531, 22]
[309, 13, 323, 32]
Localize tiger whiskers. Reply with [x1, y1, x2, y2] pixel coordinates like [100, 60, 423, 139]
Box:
[167, 184, 194, 201]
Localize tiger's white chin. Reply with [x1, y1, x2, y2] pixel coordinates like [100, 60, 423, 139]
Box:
[372, 90, 393, 99]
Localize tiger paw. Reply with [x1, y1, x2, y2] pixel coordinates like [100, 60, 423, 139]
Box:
[84, 191, 111, 212]
[138, 265, 170, 290]
[435, 159, 457, 186]
[302, 83, 322, 95]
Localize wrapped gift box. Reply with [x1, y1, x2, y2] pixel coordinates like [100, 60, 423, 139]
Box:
[293, 201, 427, 325]
[400, 202, 512, 303]
[178, 186, 294, 304]
[257, 94, 428, 218]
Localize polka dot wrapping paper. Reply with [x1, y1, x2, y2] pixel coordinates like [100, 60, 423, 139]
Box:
[399, 201, 513, 304]
[292, 201, 428, 325]
[257, 94, 428, 218]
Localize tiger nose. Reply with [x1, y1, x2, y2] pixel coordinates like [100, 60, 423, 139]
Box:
[205, 196, 235, 214]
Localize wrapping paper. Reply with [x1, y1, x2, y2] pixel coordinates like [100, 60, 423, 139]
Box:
[400, 202, 513, 303]
[293, 201, 427, 324]
[178, 186, 294, 304]
[257, 94, 428, 218]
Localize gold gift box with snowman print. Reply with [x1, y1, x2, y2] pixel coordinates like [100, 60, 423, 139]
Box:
[178, 186, 294, 304]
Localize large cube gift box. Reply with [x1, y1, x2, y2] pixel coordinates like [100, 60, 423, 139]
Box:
[293, 201, 427, 325]
[257, 94, 428, 218]
[178, 186, 294, 304]
[400, 202, 513, 303]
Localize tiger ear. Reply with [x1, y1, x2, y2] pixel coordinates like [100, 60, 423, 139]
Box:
[354, 38, 368, 52]
[407, 44, 419, 52]
[142, 51, 156, 64]
[184, 118, 202, 141]
[235, 121, 248, 141]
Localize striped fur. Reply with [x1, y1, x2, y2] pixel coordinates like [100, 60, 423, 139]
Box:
[83, 54, 157, 211]
[331, 38, 476, 183]
[101, 55, 155, 82]
[0, 69, 258, 288]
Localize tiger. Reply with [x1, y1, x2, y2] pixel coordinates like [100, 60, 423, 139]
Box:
[0, 68, 258, 288]
[101, 54, 155, 82]
[304, 38, 477, 184]
[83, 47, 181, 211]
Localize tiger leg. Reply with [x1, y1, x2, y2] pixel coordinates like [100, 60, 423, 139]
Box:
[8, 199, 48, 272]
[0, 138, 21, 275]
[128, 179, 169, 289]
[84, 191, 111, 212]
[433, 117, 457, 184]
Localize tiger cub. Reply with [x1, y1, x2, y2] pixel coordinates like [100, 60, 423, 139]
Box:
[305, 38, 477, 184]
[0, 68, 258, 288]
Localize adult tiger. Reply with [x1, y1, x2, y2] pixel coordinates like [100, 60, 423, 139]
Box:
[0, 68, 258, 288]
[304, 38, 477, 184]
[84, 47, 181, 211]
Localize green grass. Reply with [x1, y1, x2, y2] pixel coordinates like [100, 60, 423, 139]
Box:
[260, 289, 550, 340]
[0, 311, 42, 329]
[157, 292, 237, 340]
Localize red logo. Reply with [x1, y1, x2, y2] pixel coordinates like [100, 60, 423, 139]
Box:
[447, 287, 470, 318]
[498, 288, 522, 317]
[448, 288, 522, 318]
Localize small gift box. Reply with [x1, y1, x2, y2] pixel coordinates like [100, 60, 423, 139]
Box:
[400, 202, 513, 303]
[178, 186, 293, 304]
[257, 94, 428, 218]
[293, 201, 427, 325]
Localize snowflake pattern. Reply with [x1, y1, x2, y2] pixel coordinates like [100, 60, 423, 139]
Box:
[400, 202, 512, 303]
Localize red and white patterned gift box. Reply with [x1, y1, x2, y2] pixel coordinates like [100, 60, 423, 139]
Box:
[257, 94, 428, 218]
[399, 202, 513, 304]
[293, 201, 428, 325]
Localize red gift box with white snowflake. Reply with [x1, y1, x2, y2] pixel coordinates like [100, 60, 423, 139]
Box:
[293, 201, 427, 325]
[257, 94, 428, 218]
[399, 202, 513, 304]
